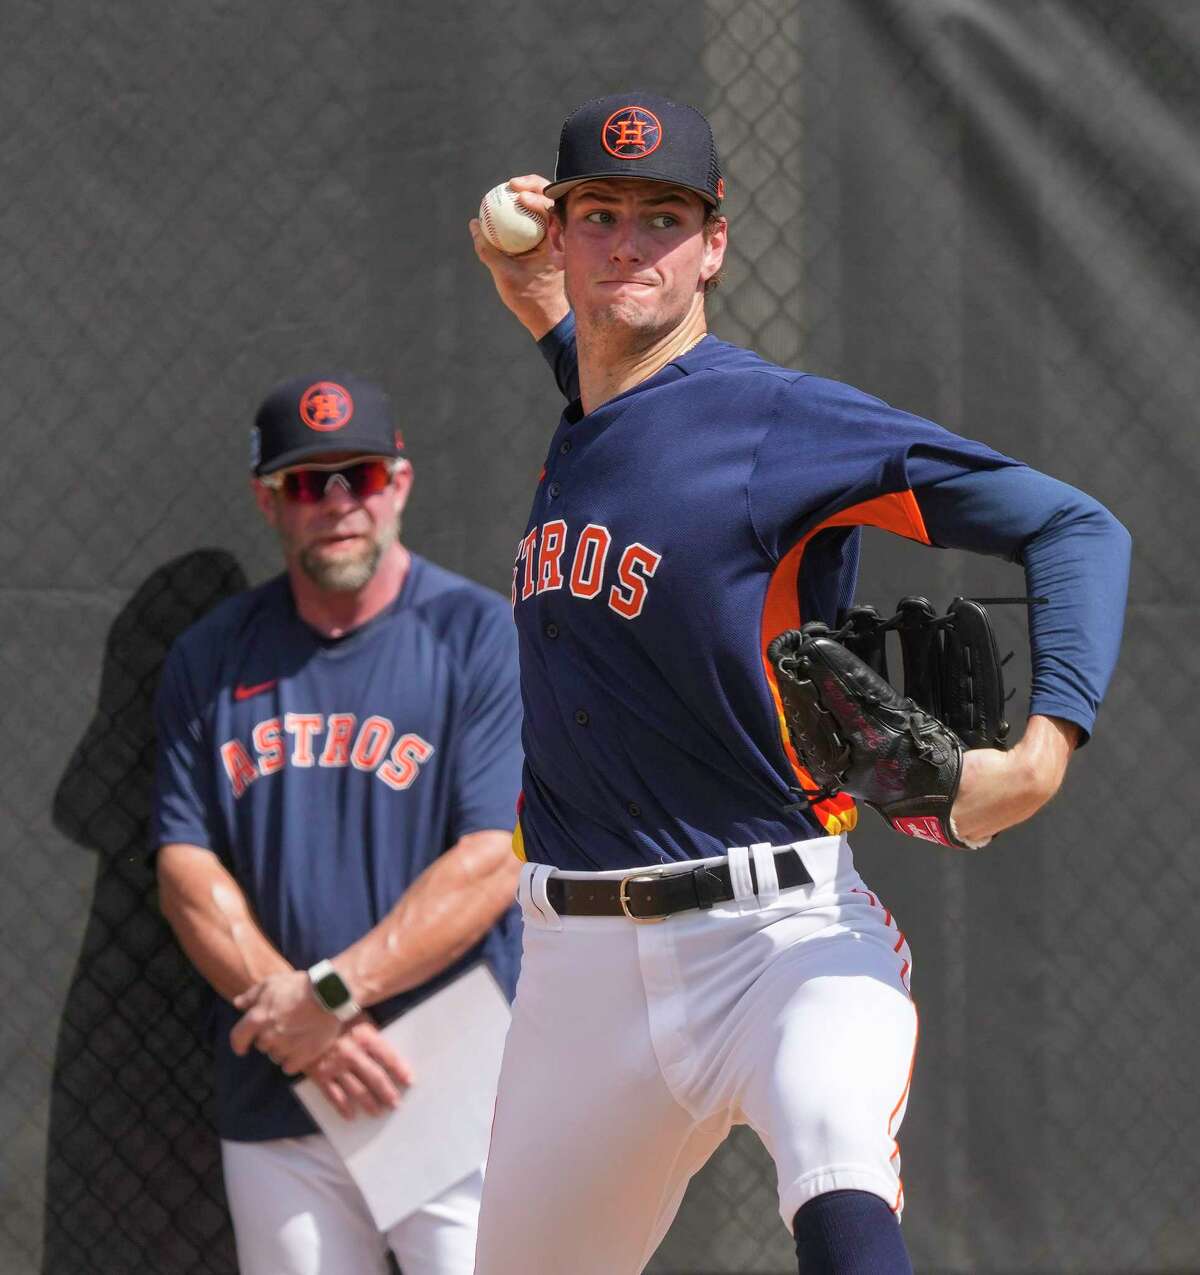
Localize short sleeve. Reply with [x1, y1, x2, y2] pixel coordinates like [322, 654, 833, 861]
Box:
[149, 641, 224, 856]
[447, 601, 524, 841]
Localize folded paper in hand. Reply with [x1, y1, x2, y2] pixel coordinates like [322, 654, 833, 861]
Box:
[294, 963, 511, 1231]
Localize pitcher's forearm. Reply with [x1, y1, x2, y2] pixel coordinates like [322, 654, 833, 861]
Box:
[1009, 714, 1081, 803]
[953, 714, 1083, 844]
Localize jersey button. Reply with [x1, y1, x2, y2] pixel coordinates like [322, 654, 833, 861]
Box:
[574, 709, 589, 726]
[545, 622, 559, 639]
[627, 802, 641, 817]
[559, 440, 572, 455]
[548, 481, 562, 498]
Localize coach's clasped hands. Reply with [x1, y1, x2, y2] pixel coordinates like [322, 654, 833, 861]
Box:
[303, 1019, 414, 1120]
[230, 970, 412, 1118]
[231, 969, 340, 1070]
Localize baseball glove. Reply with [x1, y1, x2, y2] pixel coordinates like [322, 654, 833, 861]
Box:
[768, 597, 1023, 850]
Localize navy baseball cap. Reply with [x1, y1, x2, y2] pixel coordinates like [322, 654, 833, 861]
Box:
[544, 92, 724, 208]
[251, 374, 406, 475]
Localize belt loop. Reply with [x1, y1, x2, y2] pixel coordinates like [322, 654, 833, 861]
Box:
[726, 845, 755, 910]
[690, 865, 725, 911]
[750, 842, 780, 905]
[518, 863, 564, 931]
[792, 833, 849, 892]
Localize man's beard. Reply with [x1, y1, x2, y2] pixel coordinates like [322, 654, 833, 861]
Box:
[295, 518, 397, 592]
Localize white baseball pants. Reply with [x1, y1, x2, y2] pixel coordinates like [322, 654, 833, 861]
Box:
[474, 834, 918, 1275]
[221, 1134, 482, 1275]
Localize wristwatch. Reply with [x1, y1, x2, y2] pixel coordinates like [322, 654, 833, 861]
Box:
[307, 960, 361, 1023]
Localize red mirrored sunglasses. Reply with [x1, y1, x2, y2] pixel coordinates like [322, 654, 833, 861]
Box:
[260, 458, 399, 504]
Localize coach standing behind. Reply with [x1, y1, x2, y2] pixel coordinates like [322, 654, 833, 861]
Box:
[152, 374, 523, 1275]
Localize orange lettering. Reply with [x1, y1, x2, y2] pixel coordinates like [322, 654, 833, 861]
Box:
[569, 524, 611, 600]
[378, 733, 435, 791]
[320, 714, 357, 767]
[351, 716, 394, 771]
[284, 713, 323, 766]
[518, 528, 538, 602]
[252, 718, 284, 775]
[608, 544, 661, 619]
[220, 740, 259, 798]
[537, 519, 568, 593]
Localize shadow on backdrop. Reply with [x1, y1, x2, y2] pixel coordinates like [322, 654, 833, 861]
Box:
[43, 549, 248, 1275]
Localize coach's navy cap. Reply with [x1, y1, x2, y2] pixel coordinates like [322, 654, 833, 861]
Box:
[251, 374, 406, 475]
[544, 92, 724, 207]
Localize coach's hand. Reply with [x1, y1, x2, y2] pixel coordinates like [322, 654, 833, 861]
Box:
[469, 174, 569, 340]
[305, 1019, 413, 1119]
[230, 969, 341, 1073]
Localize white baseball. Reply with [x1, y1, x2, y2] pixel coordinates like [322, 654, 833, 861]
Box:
[479, 182, 547, 255]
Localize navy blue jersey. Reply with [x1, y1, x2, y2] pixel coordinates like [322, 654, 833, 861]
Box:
[152, 555, 523, 1141]
[513, 320, 1130, 871]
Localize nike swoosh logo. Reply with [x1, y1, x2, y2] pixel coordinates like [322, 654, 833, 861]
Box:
[233, 679, 278, 702]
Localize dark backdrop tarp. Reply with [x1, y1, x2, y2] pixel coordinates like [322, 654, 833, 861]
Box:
[2, 2, 1196, 1272]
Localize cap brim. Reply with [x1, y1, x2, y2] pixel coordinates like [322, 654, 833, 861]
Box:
[544, 171, 720, 207]
[256, 440, 403, 475]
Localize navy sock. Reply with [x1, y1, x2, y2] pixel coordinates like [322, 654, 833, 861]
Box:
[792, 1189, 913, 1275]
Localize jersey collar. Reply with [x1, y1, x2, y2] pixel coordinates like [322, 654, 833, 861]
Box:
[564, 334, 720, 424]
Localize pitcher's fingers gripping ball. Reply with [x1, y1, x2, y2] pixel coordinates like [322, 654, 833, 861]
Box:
[479, 181, 547, 255]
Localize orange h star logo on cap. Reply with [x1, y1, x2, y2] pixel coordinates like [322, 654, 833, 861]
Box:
[299, 381, 355, 432]
[602, 106, 663, 159]
[613, 119, 649, 148]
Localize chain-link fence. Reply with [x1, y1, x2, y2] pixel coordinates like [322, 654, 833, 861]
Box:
[2, 1, 1197, 1271]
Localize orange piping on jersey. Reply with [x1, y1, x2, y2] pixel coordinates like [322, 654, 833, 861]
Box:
[760, 490, 932, 833]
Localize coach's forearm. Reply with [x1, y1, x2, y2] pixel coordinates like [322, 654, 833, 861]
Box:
[157, 842, 291, 1002]
[332, 829, 520, 1008]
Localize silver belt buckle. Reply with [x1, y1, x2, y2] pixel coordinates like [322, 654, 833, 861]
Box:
[617, 865, 669, 923]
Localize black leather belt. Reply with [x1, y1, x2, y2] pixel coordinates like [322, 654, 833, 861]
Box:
[544, 848, 812, 924]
